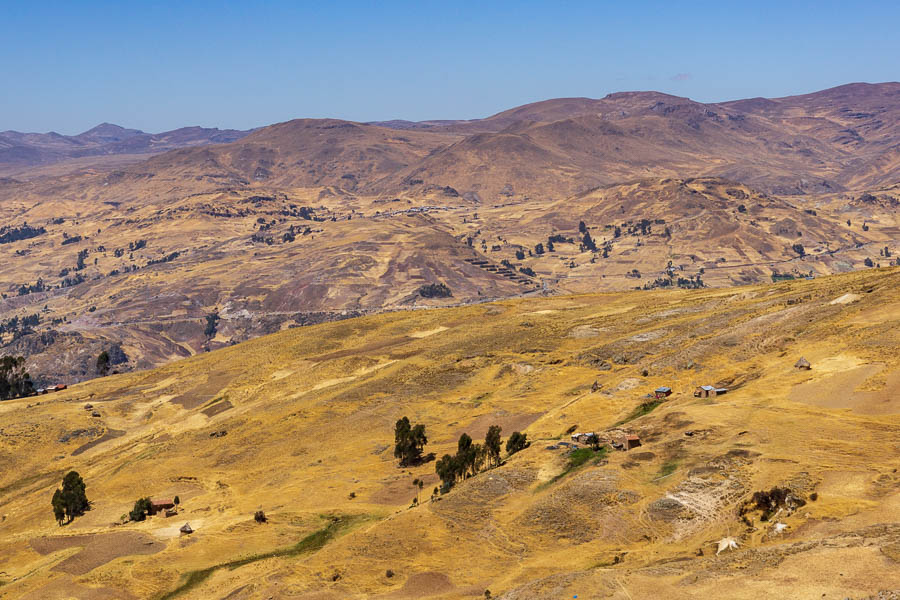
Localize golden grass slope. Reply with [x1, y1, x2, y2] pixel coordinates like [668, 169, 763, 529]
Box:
[0, 267, 898, 599]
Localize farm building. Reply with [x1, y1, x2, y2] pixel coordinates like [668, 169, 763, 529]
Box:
[622, 435, 642, 450]
[694, 385, 728, 398]
[570, 432, 598, 444]
[180, 523, 194, 535]
[53, 384, 67, 391]
[795, 357, 812, 370]
[654, 386, 672, 399]
[149, 499, 175, 515]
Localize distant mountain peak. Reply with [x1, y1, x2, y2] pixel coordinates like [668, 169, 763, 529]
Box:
[76, 122, 145, 140]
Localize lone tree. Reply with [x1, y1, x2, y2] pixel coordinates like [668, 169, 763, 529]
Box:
[506, 431, 529, 455]
[485, 425, 502, 469]
[51, 471, 90, 525]
[578, 221, 587, 234]
[394, 417, 428, 466]
[96, 350, 110, 376]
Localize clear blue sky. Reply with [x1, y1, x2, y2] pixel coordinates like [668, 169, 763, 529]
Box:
[2, 0, 898, 134]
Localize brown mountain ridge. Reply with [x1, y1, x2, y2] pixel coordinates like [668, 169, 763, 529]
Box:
[0, 83, 897, 384]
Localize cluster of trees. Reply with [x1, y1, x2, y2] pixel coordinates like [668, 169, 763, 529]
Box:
[642, 275, 705, 290]
[0, 355, 34, 400]
[205, 312, 220, 338]
[417, 283, 452, 298]
[434, 426, 528, 492]
[51, 471, 89, 525]
[96, 344, 127, 376]
[17, 278, 46, 296]
[0, 313, 40, 338]
[0, 223, 46, 245]
[394, 417, 428, 466]
[60, 234, 83, 246]
[75, 248, 89, 270]
[146, 251, 180, 266]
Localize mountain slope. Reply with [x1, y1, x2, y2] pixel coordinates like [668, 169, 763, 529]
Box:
[0, 268, 897, 599]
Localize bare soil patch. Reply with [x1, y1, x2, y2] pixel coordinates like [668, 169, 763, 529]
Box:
[201, 399, 233, 418]
[30, 531, 165, 575]
[379, 571, 455, 598]
[790, 365, 900, 414]
[454, 411, 543, 441]
[72, 429, 125, 456]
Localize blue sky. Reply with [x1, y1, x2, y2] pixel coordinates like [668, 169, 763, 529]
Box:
[2, 1, 898, 134]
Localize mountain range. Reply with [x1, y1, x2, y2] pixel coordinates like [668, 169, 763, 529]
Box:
[0, 83, 897, 385]
[0, 122, 251, 176]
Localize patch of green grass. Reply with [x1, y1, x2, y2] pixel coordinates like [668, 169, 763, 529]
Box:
[157, 514, 362, 600]
[657, 460, 678, 480]
[614, 399, 663, 426]
[537, 447, 609, 491]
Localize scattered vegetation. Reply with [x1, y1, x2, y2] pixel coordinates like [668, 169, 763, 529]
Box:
[159, 515, 357, 600]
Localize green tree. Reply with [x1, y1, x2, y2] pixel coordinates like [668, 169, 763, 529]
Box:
[96, 351, 110, 376]
[394, 417, 427, 466]
[52, 471, 89, 524]
[485, 425, 502, 468]
[506, 431, 529, 455]
[582, 231, 597, 252]
[129, 497, 152, 522]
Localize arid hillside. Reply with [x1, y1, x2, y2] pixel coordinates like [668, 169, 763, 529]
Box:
[0, 84, 898, 384]
[0, 267, 897, 599]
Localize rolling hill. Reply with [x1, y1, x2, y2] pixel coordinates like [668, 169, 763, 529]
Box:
[0, 267, 897, 599]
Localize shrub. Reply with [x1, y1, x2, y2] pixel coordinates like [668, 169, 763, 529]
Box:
[129, 497, 151, 522]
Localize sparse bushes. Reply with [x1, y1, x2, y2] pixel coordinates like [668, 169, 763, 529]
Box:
[52, 471, 90, 525]
[792, 243, 806, 257]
